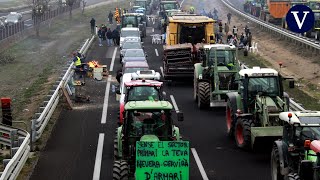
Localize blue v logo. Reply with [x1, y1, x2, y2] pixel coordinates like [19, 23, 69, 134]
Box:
[286, 5, 315, 33]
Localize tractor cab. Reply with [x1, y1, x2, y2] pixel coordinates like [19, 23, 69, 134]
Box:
[159, 1, 180, 18]
[194, 44, 240, 108]
[117, 70, 163, 124]
[113, 101, 183, 179]
[271, 111, 320, 180]
[121, 13, 139, 28]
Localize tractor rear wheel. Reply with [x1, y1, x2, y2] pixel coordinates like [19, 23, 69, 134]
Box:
[114, 138, 120, 160]
[193, 74, 198, 102]
[226, 99, 234, 137]
[234, 118, 253, 149]
[271, 145, 285, 180]
[287, 173, 300, 180]
[113, 160, 129, 180]
[197, 82, 210, 109]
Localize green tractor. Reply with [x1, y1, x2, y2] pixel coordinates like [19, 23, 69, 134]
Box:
[113, 101, 184, 179]
[271, 111, 320, 180]
[226, 67, 295, 150]
[193, 44, 240, 109]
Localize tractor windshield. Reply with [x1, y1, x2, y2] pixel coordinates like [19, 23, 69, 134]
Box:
[126, 86, 160, 101]
[248, 76, 280, 97]
[161, 3, 178, 11]
[127, 110, 171, 137]
[294, 125, 320, 143]
[208, 49, 236, 67]
[122, 16, 138, 27]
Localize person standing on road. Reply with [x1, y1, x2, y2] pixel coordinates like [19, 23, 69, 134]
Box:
[224, 23, 229, 35]
[108, 11, 113, 24]
[73, 52, 82, 68]
[227, 13, 232, 24]
[232, 25, 238, 38]
[112, 28, 119, 45]
[244, 25, 250, 36]
[90, 18, 96, 34]
[98, 28, 103, 47]
[106, 28, 113, 46]
[218, 21, 223, 33]
[247, 32, 252, 47]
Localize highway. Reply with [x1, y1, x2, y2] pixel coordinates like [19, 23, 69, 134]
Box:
[30, 8, 272, 180]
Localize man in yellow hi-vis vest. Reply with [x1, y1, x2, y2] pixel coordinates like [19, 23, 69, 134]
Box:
[73, 52, 82, 68]
[190, 6, 195, 14]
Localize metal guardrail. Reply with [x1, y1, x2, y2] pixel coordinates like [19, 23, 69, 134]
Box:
[0, 124, 30, 180]
[221, 0, 320, 51]
[31, 35, 95, 143]
[241, 64, 306, 111]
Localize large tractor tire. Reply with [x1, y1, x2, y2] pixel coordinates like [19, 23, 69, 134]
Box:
[234, 118, 253, 149]
[197, 82, 210, 109]
[226, 99, 234, 137]
[193, 74, 198, 102]
[271, 145, 285, 180]
[114, 138, 120, 160]
[287, 173, 300, 180]
[113, 160, 129, 180]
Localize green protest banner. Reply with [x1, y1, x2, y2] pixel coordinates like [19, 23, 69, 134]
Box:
[136, 141, 189, 180]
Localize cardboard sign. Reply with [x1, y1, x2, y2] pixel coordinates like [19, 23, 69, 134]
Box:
[136, 141, 189, 180]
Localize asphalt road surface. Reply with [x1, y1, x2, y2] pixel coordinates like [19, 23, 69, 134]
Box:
[30, 1, 272, 180]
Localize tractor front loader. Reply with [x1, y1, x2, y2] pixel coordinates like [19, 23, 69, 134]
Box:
[193, 44, 240, 108]
[271, 111, 320, 180]
[113, 101, 184, 179]
[226, 67, 295, 150]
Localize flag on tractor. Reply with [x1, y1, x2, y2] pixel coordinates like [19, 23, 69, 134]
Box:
[114, 8, 120, 24]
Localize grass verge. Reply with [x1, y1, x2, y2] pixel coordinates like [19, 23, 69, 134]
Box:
[238, 50, 320, 110]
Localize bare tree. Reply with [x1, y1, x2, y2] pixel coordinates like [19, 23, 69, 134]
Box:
[24, 0, 51, 36]
[66, 0, 77, 18]
[81, 0, 87, 15]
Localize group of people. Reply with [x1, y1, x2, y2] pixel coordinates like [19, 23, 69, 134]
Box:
[97, 25, 120, 46]
[214, 13, 252, 48]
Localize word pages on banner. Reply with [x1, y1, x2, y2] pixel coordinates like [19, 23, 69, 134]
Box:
[136, 141, 190, 180]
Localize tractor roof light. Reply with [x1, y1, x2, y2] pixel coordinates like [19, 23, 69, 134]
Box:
[236, 109, 242, 114]
[304, 140, 311, 149]
[288, 113, 292, 124]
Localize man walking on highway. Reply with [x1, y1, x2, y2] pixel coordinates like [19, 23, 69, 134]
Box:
[224, 23, 229, 35]
[90, 18, 96, 34]
[106, 28, 113, 46]
[108, 11, 113, 24]
[227, 13, 232, 24]
[232, 25, 238, 38]
[112, 28, 119, 45]
[98, 27, 103, 47]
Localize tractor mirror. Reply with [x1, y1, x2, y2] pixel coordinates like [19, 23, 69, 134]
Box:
[289, 80, 294, 89]
[116, 89, 121, 95]
[162, 91, 167, 100]
[177, 111, 184, 121]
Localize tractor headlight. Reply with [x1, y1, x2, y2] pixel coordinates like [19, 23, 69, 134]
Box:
[199, 74, 203, 80]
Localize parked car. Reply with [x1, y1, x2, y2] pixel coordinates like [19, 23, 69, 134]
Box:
[4, 12, 22, 25]
[120, 39, 143, 63]
[116, 61, 149, 83]
[119, 27, 140, 48]
[121, 48, 147, 64]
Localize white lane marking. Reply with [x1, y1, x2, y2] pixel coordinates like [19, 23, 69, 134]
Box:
[25, 19, 32, 22]
[155, 49, 159, 56]
[109, 47, 118, 71]
[160, 67, 164, 78]
[170, 95, 179, 113]
[92, 133, 105, 180]
[191, 148, 209, 180]
[152, 28, 154, 32]
[101, 75, 112, 124]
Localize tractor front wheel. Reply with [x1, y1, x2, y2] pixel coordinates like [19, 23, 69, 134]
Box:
[113, 160, 129, 180]
[226, 100, 234, 137]
[287, 173, 300, 180]
[271, 145, 285, 180]
[234, 118, 253, 149]
[197, 82, 210, 109]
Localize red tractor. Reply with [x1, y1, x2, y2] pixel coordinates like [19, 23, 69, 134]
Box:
[116, 71, 164, 124]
